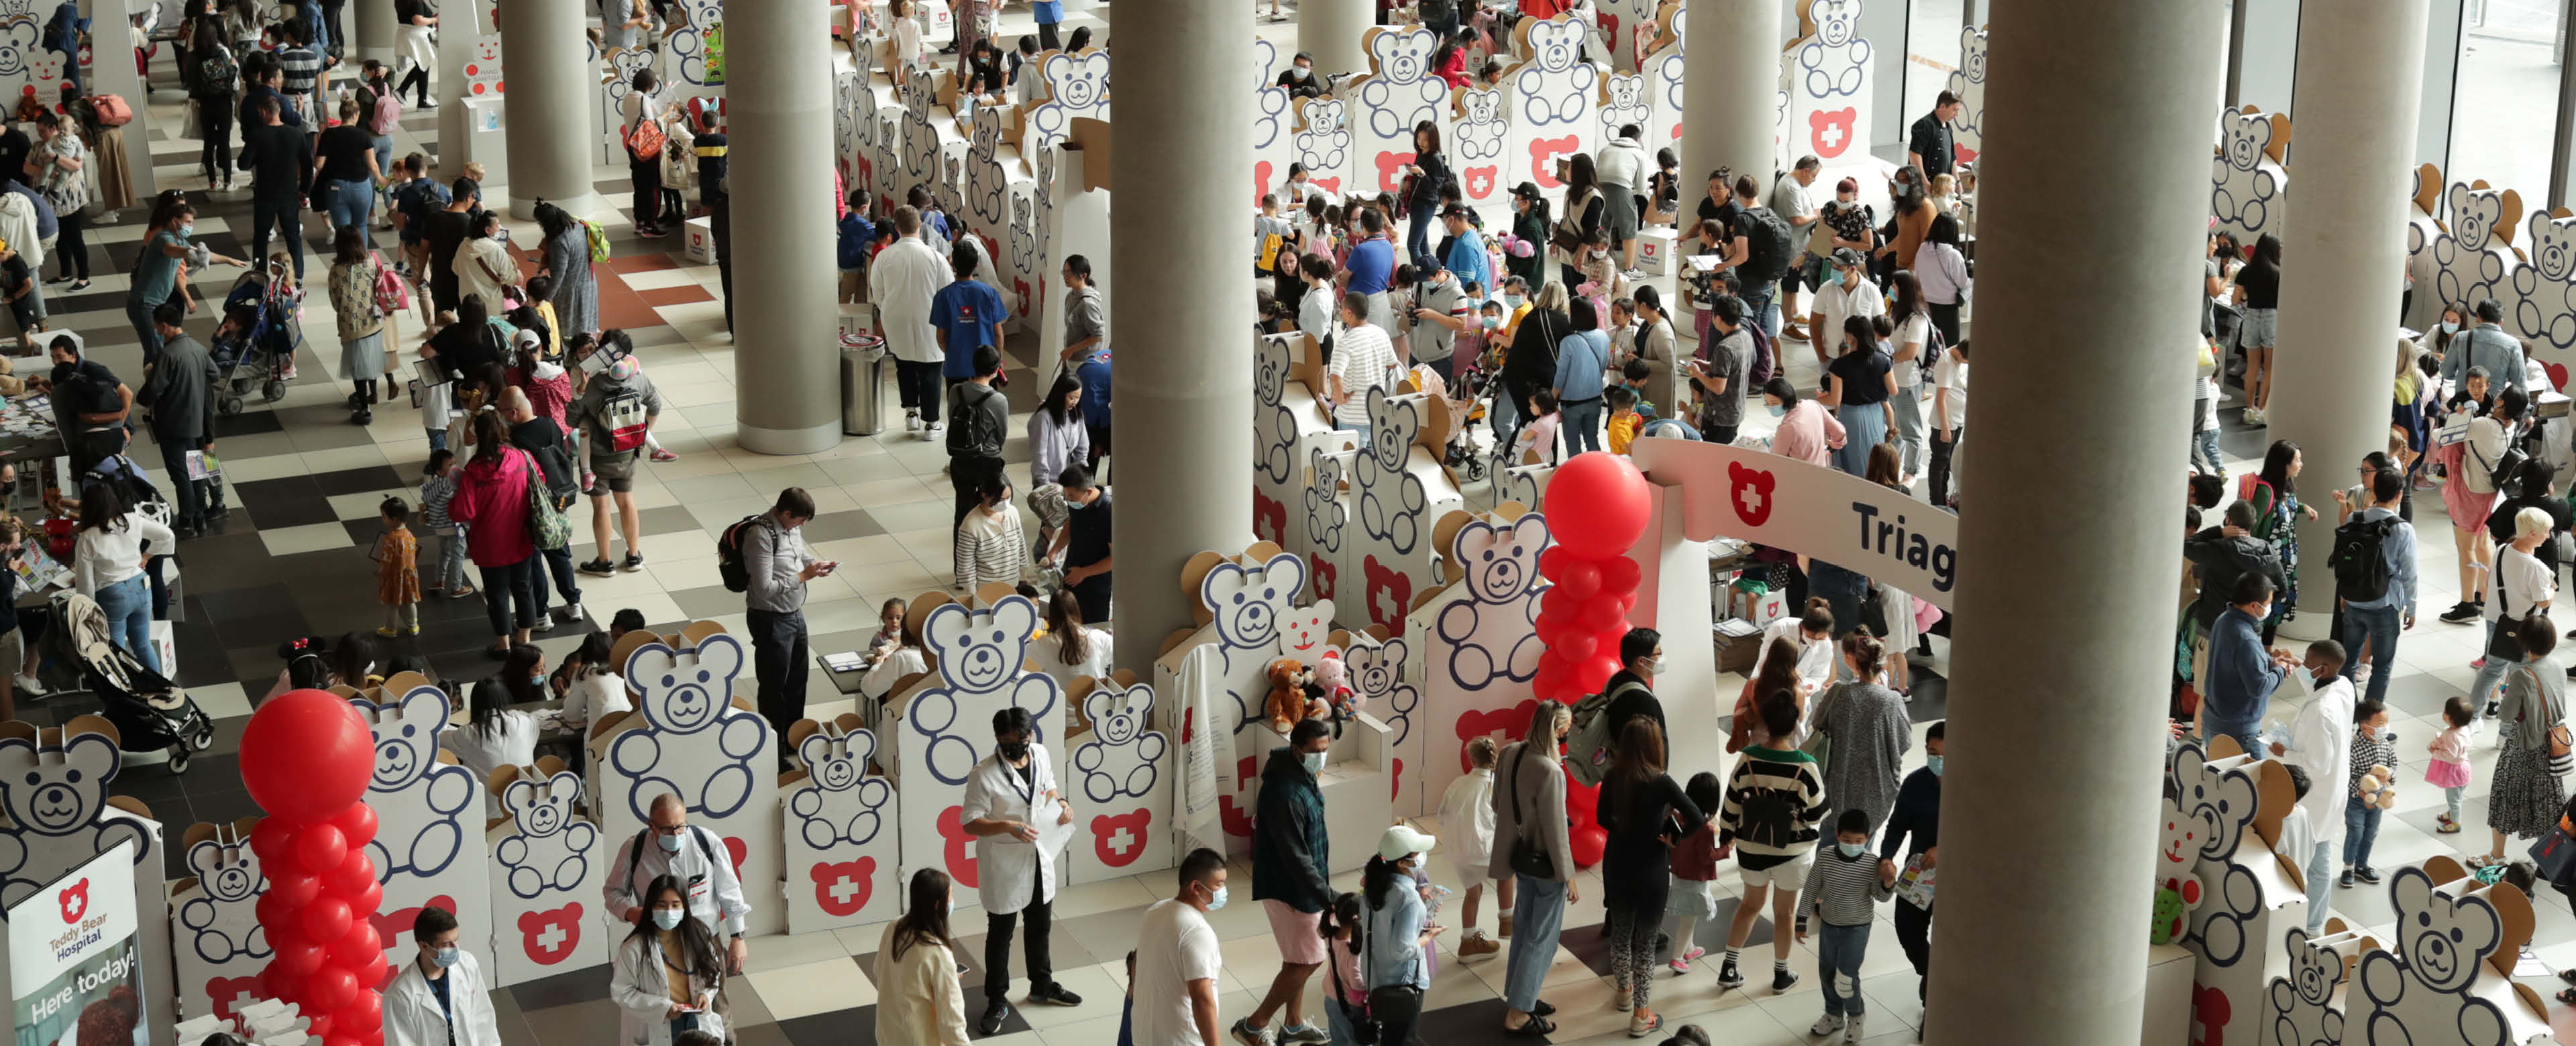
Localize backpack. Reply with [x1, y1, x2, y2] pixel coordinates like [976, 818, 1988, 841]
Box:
[581, 217, 613, 262]
[367, 84, 401, 135]
[602, 386, 652, 453]
[1736, 206, 1794, 286]
[368, 252, 410, 316]
[1562, 679, 1647, 787]
[624, 113, 666, 161]
[2328, 514, 2399, 603]
[716, 514, 772, 593]
[1744, 319, 1774, 389]
[193, 50, 238, 99]
[623, 824, 720, 890]
[1729, 758, 1810, 852]
[83, 95, 133, 128]
[948, 383, 1007, 459]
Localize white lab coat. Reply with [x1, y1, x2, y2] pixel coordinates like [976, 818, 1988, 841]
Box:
[384, 951, 505, 1046]
[875, 235, 953, 365]
[608, 931, 727, 1046]
[602, 825, 754, 937]
[960, 744, 1062, 914]
[2279, 673, 2356, 837]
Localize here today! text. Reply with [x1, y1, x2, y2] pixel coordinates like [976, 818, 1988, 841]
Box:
[28, 942, 133, 1023]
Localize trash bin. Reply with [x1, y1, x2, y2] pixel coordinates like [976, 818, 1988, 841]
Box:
[841, 333, 890, 437]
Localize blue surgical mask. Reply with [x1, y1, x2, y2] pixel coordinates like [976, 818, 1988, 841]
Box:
[1927, 754, 1944, 777]
[1208, 885, 1230, 911]
[1501, 295, 1524, 310]
[1825, 267, 1842, 287]
[531, 673, 546, 687]
[653, 909, 684, 931]
[1837, 841, 1868, 858]
[1768, 403, 1788, 418]
[431, 946, 458, 968]
[657, 831, 682, 854]
[2441, 320, 2461, 335]
[1303, 751, 1327, 774]
[177, 223, 195, 239]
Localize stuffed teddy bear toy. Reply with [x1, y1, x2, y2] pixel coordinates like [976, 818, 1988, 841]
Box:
[1265, 658, 1326, 734]
[1316, 650, 1359, 721]
[2356, 766, 2398, 810]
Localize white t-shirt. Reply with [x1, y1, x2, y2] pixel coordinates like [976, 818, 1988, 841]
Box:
[1893, 311, 1931, 387]
[1931, 349, 1968, 432]
[1330, 324, 1399, 427]
[445, 710, 539, 781]
[2490, 543, 2555, 622]
[1132, 898, 1222, 1046]
[1036, 625, 1114, 688]
[560, 671, 631, 732]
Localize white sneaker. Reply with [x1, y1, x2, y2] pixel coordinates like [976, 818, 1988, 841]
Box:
[530, 613, 555, 633]
[906, 410, 922, 432]
[559, 602, 586, 624]
[1843, 1016, 1864, 1043]
[926, 421, 946, 437]
[10, 673, 42, 696]
[1811, 1015, 1847, 1037]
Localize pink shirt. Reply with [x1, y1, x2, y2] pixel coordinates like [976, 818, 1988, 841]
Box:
[1768, 401, 1845, 467]
[2430, 725, 2471, 765]
[448, 447, 537, 565]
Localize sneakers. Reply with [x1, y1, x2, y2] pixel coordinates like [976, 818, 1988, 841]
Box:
[979, 999, 1011, 1037]
[649, 447, 680, 462]
[6, 675, 37, 697]
[1622, 268, 1648, 282]
[2339, 869, 2356, 888]
[1843, 1016, 1865, 1043]
[1458, 931, 1502, 961]
[1627, 1007, 1661, 1038]
[1773, 967, 1801, 992]
[2355, 865, 2383, 884]
[579, 559, 616, 576]
[530, 612, 555, 633]
[2440, 601, 2485, 624]
[621, 553, 647, 571]
[1668, 945, 1703, 974]
[1277, 1024, 1326, 1045]
[556, 602, 586, 624]
[1715, 959, 1744, 988]
[926, 420, 947, 437]
[2243, 406, 2266, 425]
[1613, 987, 1632, 1012]
[2471, 658, 2488, 670]
[1811, 1015, 1848, 1037]
[906, 409, 923, 432]
[1230, 1018, 1275, 1046]
[1030, 984, 1085, 1007]
[374, 626, 400, 637]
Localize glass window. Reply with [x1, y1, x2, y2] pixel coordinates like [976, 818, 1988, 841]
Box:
[2447, 0, 2563, 201]
[1902, 0, 1966, 131]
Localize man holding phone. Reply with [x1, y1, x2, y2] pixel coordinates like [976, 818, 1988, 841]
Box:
[743, 486, 837, 741]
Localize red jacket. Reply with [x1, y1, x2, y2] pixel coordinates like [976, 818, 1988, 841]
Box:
[1436, 50, 1467, 89]
[447, 447, 536, 566]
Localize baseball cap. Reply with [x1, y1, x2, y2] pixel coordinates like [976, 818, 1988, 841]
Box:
[1377, 823, 1437, 864]
[513, 329, 541, 353]
[1831, 247, 1865, 268]
[1441, 203, 1474, 220]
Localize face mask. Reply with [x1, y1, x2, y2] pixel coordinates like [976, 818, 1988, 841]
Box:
[1303, 751, 1327, 774]
[998, 741, 1030, 762]
[1590, 248, 1609, 259]
[177, 223, 195, 239]
[1637, 656, 1665, 675]
[1926, 754, 1944, 777]
[1501, 295, 1524, 309]
[2441, 320, 2461, 334]
[1481, 314, 1501, 330]
[431, 946, 459, 968]
[1291, 66, 1311, 79]
[1206, 884, 1230, 911]
[1768, 403, 1788, 418]
[531, 673, 546, 687]
[653, 909, 685, 931]
[1837, 841, 1868, 858]
[1824, 268, 1841, 287]
[657, 831, 683, 854]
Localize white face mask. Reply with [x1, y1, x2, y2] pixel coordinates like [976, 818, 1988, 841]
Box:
[653, 908, 685, 931]
[1291, 66, 1311, 80]
[1303, 751, 1328, 774]
[1206, 884, 1230, 911]
[2441, 320, 2461, 334]
[657, 831, 683, 854]
[1638, 656, 1665, 675]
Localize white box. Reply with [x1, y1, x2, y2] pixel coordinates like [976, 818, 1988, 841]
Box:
[460, 97, 509, 176]
[1635, 227, 1679, 276]
[839, 302, 875, 339]
[684, 216, 716, 264]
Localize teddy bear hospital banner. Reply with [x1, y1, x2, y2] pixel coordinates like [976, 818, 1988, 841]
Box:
[1627, 439, 1958, 608]
[9, 840, 143, 1046]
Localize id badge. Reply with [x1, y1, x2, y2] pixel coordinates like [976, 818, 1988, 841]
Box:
[687, 874, 711, 909]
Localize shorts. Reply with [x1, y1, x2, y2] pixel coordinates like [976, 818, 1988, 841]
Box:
[587, 469, 635, 495]
[1738, 851, 1815, 890]
[1603, 186, 1640, 243]
[1264, 898, 1327, 964]
[2238, 306, 2279, 349]
[590, 447, 641, 485]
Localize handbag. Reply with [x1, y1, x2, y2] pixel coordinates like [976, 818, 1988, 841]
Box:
[2535, 819, 2576, 884]
[2492, 561, 2538, 662]
[1504, 746, 1557, 880]
[1325, 937, 1379, 1045]
[521, 450, 571, 549]
[2514, 664, 2575, 776]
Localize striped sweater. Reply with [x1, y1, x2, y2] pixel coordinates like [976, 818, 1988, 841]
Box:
[1718, 747, 1829, 870]
[1802, 847, 1896, 927]
[953, 503, 1028, 590]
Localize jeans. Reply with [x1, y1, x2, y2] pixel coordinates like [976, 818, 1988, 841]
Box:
[2343, 802, 2384, 868]
[529, 543, 582, 617]
[2302, 837, 2333, 935]
[1740, 281, 1780, 337]
[2341, 602, 2402, 707]
[985, 874, 1056, 1000]
[370, 135, 394, 192]
[895, 359, 945, 422]
[1887, 382, 1925, 477]
[1892, 896, 1931, 1000]
[95, 575, 155, 675]
[1809, 560, 1868, 638]
[1817, 922, 1870, 1017]
[476, 559, 538, 636]
[2202, 717, 2261, 758]
[747, 607, 810, 740]
[325, 178, 374, 231]
[1334, 415, 1371, 451]
[54, 205, 87, 280]
[1560, 398, 1603, 454]
[1406, 204, 1437, 264]
[1502, 874, 1565, 1011]
[250, 198, 305, 280]
[1929, 427, 1963, 507]
[434, 531, 469, 591]
[2191, 401, 2222, 474]
[2472, 621, 2510, 709]
[127, 296, 164, 365]
[1490, 381, 1523, 460]
[158, 432, 205, 529]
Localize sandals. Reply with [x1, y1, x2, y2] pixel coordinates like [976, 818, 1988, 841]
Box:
[1530, 1000, 1556, 1017]
[2468, 854, 2501, 870]
[2557, 987, 2576, 1007]
[1504, 1016, 1555, 1037]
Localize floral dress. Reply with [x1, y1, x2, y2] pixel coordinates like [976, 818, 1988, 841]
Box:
[373, 526, 420, 605]
[2253, 485, 2302, 622]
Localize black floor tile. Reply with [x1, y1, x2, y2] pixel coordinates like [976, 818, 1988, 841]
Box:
[508, 962, 614, 1010]
[311, 463, 409, 496]
[209, 408, 286, 438]
[198, 583, 311, 648]
[233, 474, 338, 529]
[774, 1007, 879, 1046]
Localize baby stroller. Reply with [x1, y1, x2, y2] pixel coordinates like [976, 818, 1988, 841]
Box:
[80, 453, 173, 530]
[45, 589, 215, 772]
[1443, 341, 1504, 481]
[209, 262, 304, 416]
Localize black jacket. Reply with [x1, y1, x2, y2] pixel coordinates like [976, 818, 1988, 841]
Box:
[2185, 526, 2288, 629]
[1250, 746, 1332, 913]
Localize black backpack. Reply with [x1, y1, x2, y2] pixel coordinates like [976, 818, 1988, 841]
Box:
[193, 50, 238, 101]
[2327, 514, 2399, 603]
[948, 383, 1007, 459]
[1737, 207, 1794, 286]
[716, 514, 769, 593]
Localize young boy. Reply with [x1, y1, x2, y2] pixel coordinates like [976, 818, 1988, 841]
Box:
[1619, 357, 1658, 420]
[838, 189, 874, 304]
[0, 239, 42, 350]
[1606, 385, 1644, 455]
[418, 448, 471, 598]
[1798, 809, 1896, 1043]
[2343, 699, 2396, 887]
[1436, 735, 1511, 959]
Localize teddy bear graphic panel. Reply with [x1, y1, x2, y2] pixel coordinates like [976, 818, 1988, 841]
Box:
[2430, 182, 2526, 349]
[486, 764, 607, 986]
[1643, 4, 1686, 153]
[1067, 679, 1177, 884]
[356, 686, 495, 989]
[1352, 25, 1452, 198]
[1503, 14, 1600, 194]
[1302, 447, 1356, 612]
[0, 719, 174, 1041]
[597, 631, 784, 937]
[1295, 96, 1354, 198]
[1409, 510, 1551, 818]
[1350, 388, 1463, 637]
[2212, 105, 2290, 246]
[171, 819, 272, 1022]
[1342, 632, 1426, 814]
[1453, 85, 1511, 203]
[1945, 24, 1987, 163]
[1781, 0, 1872, 169]
[1022, 49, 1110, 160]
[782, 719, 902, 931]
[2404, 164, 2449, 334]
[2345, 863, 2553, 1046]
[1254, 38, 1296, 209]
[2167, 744, 2306, 1046]
[1153, 550, 1315, 853]
[894, 596, 1063, 886]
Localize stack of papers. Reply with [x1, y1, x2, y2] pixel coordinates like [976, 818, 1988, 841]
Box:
[822, 650, 867, 673]
[1715, 619, 1760, 638]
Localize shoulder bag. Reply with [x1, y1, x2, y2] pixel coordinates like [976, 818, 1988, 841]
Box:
[2517, 664, 2576, 776]
[521, 449, 571, 549]
[1360, 896, 1425, 1029]
[1505, 746, 1557, 880]
[2491, 555, 2536, 662]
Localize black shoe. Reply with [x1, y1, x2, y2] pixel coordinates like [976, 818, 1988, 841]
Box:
[1528, 999, 1556, 1018]
[578, 558, 616, 576]
[1653, 932, 1670, 957]
[1771, 968, 1800, 992]
[2440, 603, 2483, 624]
[621, 553, 647, 571]
[1030, 984, 1083, 1006]
[2339, 870, 2355, 888]
[979, 999, 1010, 1036]
[1715, 960, 1743, 988]
[2355, 865, 2383, 884]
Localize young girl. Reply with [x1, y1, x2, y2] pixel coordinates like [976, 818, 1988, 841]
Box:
[419, 449, 472, 597]
[371, 496, 420, 637]
[1318, 892, 1367, 1046]
[952, 473, 1026, 591]
[1577, 227, 1622, 316]
[1513, 390, 1564, 466]
[1668, 770, 1724, 973]
[418, 309, 458, 451]
[1436, 736, 1508, 960]
[2343, 699, 2396, 886]
[2430, 695, 2476, 833]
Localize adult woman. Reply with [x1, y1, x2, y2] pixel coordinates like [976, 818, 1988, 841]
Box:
[189, 20, 235, 186]
[1507, 182, 1551, 291]
[2234, 233, 2284, 424]
[328, 227, 391, 420]
[1495, 700, 1575, 1037]
[455, 211, 517, 315]
[32, 113, 88, 290]
[1762, 377, 1847, 468]
[1499, 282, 1574, 455]
[2436, 381, 2513, 621]
[1817, 315, 1894, 477]
[1915, 215, 1970, 347]
[551, 632, 630, 736]
[1403, 122, 1451, 262]
[72, 482, 171, 675]
[2420, 300, 2467, 362]
[1431, 33, 1469, 89]
[315, 96, 384, 238]
[621, 69, 667, 238]
[1026, 373, 1089, 492]
[1035, 587, 1110, 687]
[1552, 156, 1606, 291]
[1362, 825, 1442, 1046]
[1874, 166, 1933, 282]
[1732, 634, 1817, 751]
[2245, 439, 2318, 642]
[609, 874, 728, 1045]
[2478, 613, 2571, 869]
[1885, 271, 1932, 483]
[223, 0, 260, 60]
[1865, 445, 1925, 693]
[1815, 632, 1913, 830]
[447, 677, 539, 780]
[445, 412, 540, 655]
[534, 200, 598, 339]
[873, 869, 971, 1045]
[1594, 718, 1701, 1037]
[1295, 254, 1339, 351]
[1555, 298, 1610, 454]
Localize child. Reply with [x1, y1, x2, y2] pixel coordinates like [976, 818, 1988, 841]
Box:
[1578, 227, 1621, 315]
[1929, 336, 1969, 508]
[1798, 809, 1895, 1043]
[861, 597, 908, 671]
[839, 189, 874, 304]
[1620, 357, 1658, 420]
[1606, 385, 1644, 455]
[1606, 296, 1637, 369]
[2271, 764, 2314, 869]
[419, 449, 472, 598]
[2343, 699, 2396, 887]
[1513, 390, 1562, 466]
[1437, 735, 1509, 959]
[372, 496, 421, 636]
[1668, 770, 1723, 972]
[418, 310, 457, 451]
[0, 239, 42, 349]
[1116, 949, 1135, 1046]
[1318, 892, 1368, 1046]
[953, 473, 1026, 591]
[2430, 695, 2475, 833]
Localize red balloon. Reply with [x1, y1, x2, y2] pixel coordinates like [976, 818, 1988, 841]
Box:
[323, 1035, 364, 1046]
[331, 804, 380, 848]
[1600, 555, 1642, 594]
[255, 893, 303, 937]
[272, 870, 323, 911]
[328, 923, 382, 969]
[1580, 653, 1623, 685]
[303, 895, 355, 945]
[1536, 595, 1580, 627]
[306, 966, 359, 1015]
[262, 964, 305, 1004]
[250, 817, 299, 868]
[1569, 824, 1607, 868]
[335, 989, 384, 1032]
[1553, 559, 1602, 599]
[328, 850, 378, 896]
[298, 823, 351, 876]
[1558, 632, 1598, 664]
[240, 690, 377, 820]
[1543, 453, 1652, 558]
[307, 1016, 334, 1041]
[344, 880, 384, 923]
[1532, 616, 1567, 646]
[1580, 597, 1629, 633]
[274, 938, 328, 977]
[1536, 545, 1574, 583]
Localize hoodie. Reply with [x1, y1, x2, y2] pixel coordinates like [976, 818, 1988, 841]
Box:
[1250, 746, 1332, 913]
[2184, 526, 2287, 630]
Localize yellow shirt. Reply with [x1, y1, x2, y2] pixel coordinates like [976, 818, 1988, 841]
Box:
[1607, 410, 1642, 454]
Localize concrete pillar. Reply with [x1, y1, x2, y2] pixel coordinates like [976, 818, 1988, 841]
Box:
[501, 0, 603, 217]
[354, 0, 395, 63]
[1682, 0, 1778, 192]
[1299, 0, 1371, 80]
[2269, 0, 2431, 578]
[1110, 2, 1254, 675]
[729, 0, 839, 454]
[1925, 1, 2224, 1044]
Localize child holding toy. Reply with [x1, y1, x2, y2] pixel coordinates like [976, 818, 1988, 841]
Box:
[2429, 695, 2476, 833]
[1436, 735, 1509, 961]
[371, 496, 420, 636]
[2342, 699, 2396, 888]
[419, 447, 471, 597]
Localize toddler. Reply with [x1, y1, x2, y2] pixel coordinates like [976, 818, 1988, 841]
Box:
[419, 449, 472, 598]
[1606, 385, 1644, 455]
[1668, 770, 1724, 972]
[1436, 735, 1511, 959]
[1619, 357, 1658, 419]
[2343, 699, 2396, 887]
[1799, 809, 1894, 1043]
[372, 496, 421, 636]
[2429, 695, 2475, 833]
[1513, 390, 1562, 467]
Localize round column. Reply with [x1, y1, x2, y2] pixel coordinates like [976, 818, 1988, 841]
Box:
[2267, 0, 2432, 597]
[501, 0, 603, 217]
[1681, 0, 1776, 194]
[1110, 1, 1254, 674]
[1299, 0, 1371, 80]
[1927, 1, 2226, 1043]
[354, 0, 394, 63]
[729, 0, 839, 454]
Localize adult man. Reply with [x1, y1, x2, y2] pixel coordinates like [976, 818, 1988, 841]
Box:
[1134, 849, 1228, 1046]
[1601, 627, 1666, 740]
[1438, 203, 1491, 292]
[2338, 468, 2418, 707]
[1595, 125, 1650, 278]
[1407, 253, 1470, 372]
[387, 155, 447, 283]
[2443, 298, 2530, 398]
[501, 387, 585, 627]
[742, 487, 835, 738]
[2198, 573, 2298, 754]
[1709, 175, 1786, 336]
[695, 109, 733, 329]
[40, 0, 82, 95]
[426, 177, 482, 314]
[568, 348, 661, 575]
[2185, 499, 2287, 639]
[1770, 156, 1822, 341]
[239, 95, 315, 281]
[1908, 91, 1962, 180]
[384, 907, 503, 1046]
[1806, 247, 1883, 367]
[2269, 642, 2354, 935]
[138, 301, 217, 536]
[238, 54, 307, 134]
[1233, 717, 1336, 1046]
[946, 345, 1010, 526]
[604, 795, 751, 974]
[1059, 253, 1106, 372]
[875, 206, 953, 433]
[35, 335, 129, 474]
[1688, 294, 1752, 443]
[1324, 292, 1398, 444]
[1878, 719, 1942, 1003]
[961, 707, 1084, 1033]
[1344, 209, 1396, 331]
[128, 200, 246, 365]
[929, 241, 1009, 394]
[1059, 464, 1113, 623]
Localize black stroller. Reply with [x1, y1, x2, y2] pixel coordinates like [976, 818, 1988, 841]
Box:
[44, 589, 215, 772]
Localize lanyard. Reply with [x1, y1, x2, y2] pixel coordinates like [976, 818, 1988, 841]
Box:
[1004, 754, 1036, 807]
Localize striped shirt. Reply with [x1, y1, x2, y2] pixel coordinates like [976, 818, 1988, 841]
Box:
[1717, 747, 1829, 871]
[1801, 847, 1896, 927]
[954, 504, 1027, 590]
[277, 46, 322, 95]
[419, 474, 460, 534]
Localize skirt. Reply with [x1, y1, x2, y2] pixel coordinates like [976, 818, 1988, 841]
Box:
[2426, 757, 2473, 790]
[1666, 876, 1719, 921]
[2441, 476, 2498, 536]
[1834, 402, 1888, 476]
[341, 329, 386, 381]
[2487, 724, 2567, 841]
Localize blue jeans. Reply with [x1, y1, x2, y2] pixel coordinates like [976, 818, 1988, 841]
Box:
[94, 575, 156, 675]
[2471, 621, 2510, 709]
[1335, 415, 1371, 451]
[2201, 717, 2261, 758]
[434, 531, 469, 591]
[1560, 398, 1603, 454]
[1817, 921, 1870, 1017]
[1503, 874, 1565, 1011]
[425, 428, 447, 454]
[1809, 560, 1868, 639]
[2341, 602, 2402, 707]
[2343, 802, 2383, 868]
[2302, 837, 2332, 935]
[325, 178, 374, 231]
[530, 542, 582, 616]
[1740, 281, 1780, 337]
[1407, 204, 1437, 264]
[127, 296, 164, 365]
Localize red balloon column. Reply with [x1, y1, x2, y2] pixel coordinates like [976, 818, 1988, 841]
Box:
[1535, 453, 1652, 869]
[241, 689, 385, 1046]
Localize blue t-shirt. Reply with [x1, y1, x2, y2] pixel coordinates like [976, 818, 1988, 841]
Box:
[1346, 237, 1395, 295]
[131, 230, 185, 306]
[426, 966, 452, 1023]
[392, 178, 452, 243]
[928, 279, 1011, 379]
[1077, 354, 1112, 428]
[837, 213, 875, 271]
[1034, 0, 1063, 22]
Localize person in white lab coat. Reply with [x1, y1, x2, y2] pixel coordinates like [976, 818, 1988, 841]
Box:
[961, 705, 1084, 1034]
[384, 907, 504, 1046]
[2266, 639, 2354, 935]
[872, 868, 973, 1045]
[603, 793, 754, 974]
[609, 874, 730, 1046]
[875, 205, 960, 435]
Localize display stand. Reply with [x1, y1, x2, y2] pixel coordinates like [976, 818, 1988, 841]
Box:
[1335, 627, 1424, 813]
[482, 759, 604, 986]
[1452, 84, 1511, 205]
[592, 623, 784, 937]
[1063, 673, 1175, 884]
[2430, 180, 2524, 333]
[1253, 38, 1295, 206]
[2212, 105, 2290, 245]
[2166, 742, 2304, 1046]
[884, 594, 1062, 886]
[1348, 388, 1462, 636]
[1350, 25, 1450, 200]
[1152, 546, 1315, 856]
[170, 817, 269, 1023]
[1642, 4, 1685, 153]
[0, 717, 171, 1045]
[1503, 15, 1599, 198]
[780, 714, 900, 932]
[2405, 163, 2448, 334]
[1946, 24, 1990, 164]
[1404, 507, 1550, 819]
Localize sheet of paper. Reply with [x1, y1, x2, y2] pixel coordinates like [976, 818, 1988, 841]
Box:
[1036, 798, 1075, 860]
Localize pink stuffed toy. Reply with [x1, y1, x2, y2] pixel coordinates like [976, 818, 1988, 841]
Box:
[1317, 650, 1359, 720]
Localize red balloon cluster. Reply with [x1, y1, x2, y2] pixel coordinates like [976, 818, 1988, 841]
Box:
[241, 689, 388, 1046]
[1536, 453, 1653, 870]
